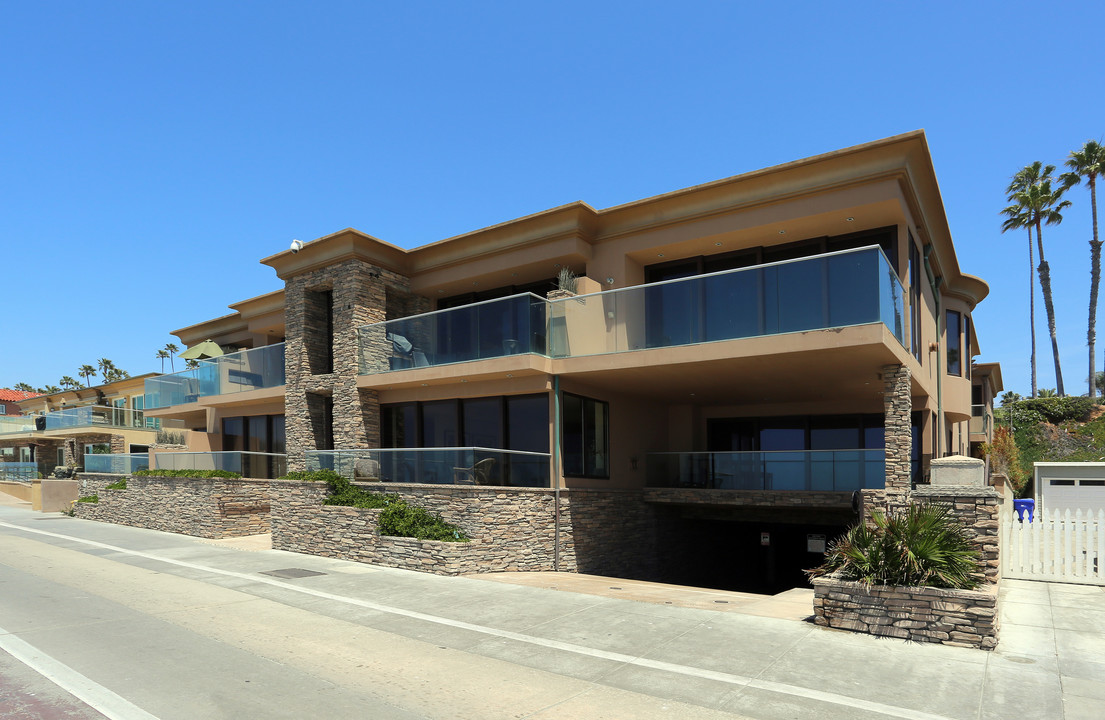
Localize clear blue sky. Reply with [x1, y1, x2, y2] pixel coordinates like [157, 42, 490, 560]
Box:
[2, 1, 1102, 396]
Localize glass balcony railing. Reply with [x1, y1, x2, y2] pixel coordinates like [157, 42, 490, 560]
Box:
[0, 416, 38, 435]
[356, 247, 906, 375]
[0, 462, 37, 481]
[144, 343, 286, 409]
[646, 450, 886, 492]
[84, 453, 150, 474]
[42, 405, 149, 431]
[357, 295, 547, 374]
[151, 451, 287, 479]
[306, 447, 552, 487]
[549, 246, 906, 357]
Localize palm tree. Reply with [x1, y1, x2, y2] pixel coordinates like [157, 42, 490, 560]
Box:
[97, 358, 115, 380]
[164, 343, 180, 372]
[1062, 140, 1105, 398]
[1006, 162, 1071, 395]
[1001, 198, 1038, 397]
[184, 359, 201, 370]
[156, 349, 170, 372]
[78, 364, 97, 388]
[1037, 388, 1058, 398]
[41, 385, 61, 394]
[59, 376, 80, 390]
[12, 382, 35, 392]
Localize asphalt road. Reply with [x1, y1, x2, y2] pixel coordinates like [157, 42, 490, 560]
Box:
[0, 501, 1099, 720]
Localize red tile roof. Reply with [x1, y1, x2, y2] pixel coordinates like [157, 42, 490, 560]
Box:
[0, 389, 42, 402]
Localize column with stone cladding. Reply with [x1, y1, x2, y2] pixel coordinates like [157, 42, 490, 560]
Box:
[882, 363, 912, 513]
[284, 258, 414, 472]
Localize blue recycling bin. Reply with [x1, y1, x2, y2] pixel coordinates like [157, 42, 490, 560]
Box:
[1013, 498, 1035, 523]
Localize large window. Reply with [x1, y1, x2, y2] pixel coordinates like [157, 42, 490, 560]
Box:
[222, 414, 287, 477]
[562, 393, 609, 478]
[381, 394, 549, 453]
[946, 310, 961, 376]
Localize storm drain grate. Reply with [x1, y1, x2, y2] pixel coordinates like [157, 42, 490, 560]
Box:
[260, 568, 327, 579]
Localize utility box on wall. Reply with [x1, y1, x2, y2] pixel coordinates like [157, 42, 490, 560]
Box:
[1035, 462, 1105, 514]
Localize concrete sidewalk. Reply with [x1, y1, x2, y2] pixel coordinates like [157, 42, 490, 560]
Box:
[0, 501, 1101, 719]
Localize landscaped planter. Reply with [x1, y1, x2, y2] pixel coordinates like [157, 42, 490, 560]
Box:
[812, 575, 998, 650]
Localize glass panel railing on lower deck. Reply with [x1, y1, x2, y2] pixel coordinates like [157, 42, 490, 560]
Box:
[646, 450, 885, 492]
[84, 453, 150, 474]
[144, 343, 285, 409]
[548, 246, 906, 357]
[0, 462, 37, 481]
[357, 294, 548, 374]
[151, 451, 287, 479]
[306, 448, 552, 487]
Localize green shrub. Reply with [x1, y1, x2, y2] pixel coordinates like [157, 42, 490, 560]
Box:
[105, 479, 127, 490]
[76, 495, 99, 504]
[132, 469, 241, 479]
[378, 500, 469, 542]
[317, 472, 395, 509]
[806, 503, 981, 590]
[278, 469, 343, 483]
[1000, 396, 1097, 426]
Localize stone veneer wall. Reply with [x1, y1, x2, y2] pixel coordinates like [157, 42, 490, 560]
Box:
[913, 485, 1003, 585]
[881, 363, 912, 513]
[73, 473, 270, 539]
[270, 481, 661, 578]
[813, 576, 999, 650]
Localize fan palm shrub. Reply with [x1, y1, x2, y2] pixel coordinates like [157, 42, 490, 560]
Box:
[806, 504, 981, 590]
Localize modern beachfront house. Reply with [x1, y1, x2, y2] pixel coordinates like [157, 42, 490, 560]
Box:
[138, 130, 995, 591]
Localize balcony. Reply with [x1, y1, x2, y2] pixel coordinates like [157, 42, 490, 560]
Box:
[969, 404, 991, 436]
[548, 246, 905, 357]
[358, 295, 547, 374]
[144, 343, 286, 409]
[0, 406, 151, 435]
[151, 451, 287, 479]
[0, 462, 37, 481]
[307, 447, 552, 487]
[357, 246, 906, 375]
[84, 453, 150, 474]
[646, 450, 886, 492]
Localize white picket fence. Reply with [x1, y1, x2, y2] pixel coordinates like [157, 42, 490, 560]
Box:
[1002, 506, 1105, 585]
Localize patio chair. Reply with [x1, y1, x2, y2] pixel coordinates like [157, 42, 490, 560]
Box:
[453, 457, 496, 485]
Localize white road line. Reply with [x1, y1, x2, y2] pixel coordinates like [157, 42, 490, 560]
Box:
[0, 519, 955, 720]
[0, 626, 159, 720]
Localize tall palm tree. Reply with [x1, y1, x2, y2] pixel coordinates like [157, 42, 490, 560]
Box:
[97, 358, 114, 379]
[78, 364, 97, 388]
[1001, 199, 1038, 397]
[59, 376, 80, 390]
[1062, 140, 1105, 397]
[12, 382, 35, 392]
[1006, 162, 1071, 395]
[164, 343, 179, 372]
[41, 385, 61, 394]
[156, 349, 169, 372]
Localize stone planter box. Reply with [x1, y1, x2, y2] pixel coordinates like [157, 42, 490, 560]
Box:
[812, 575, 999, 650]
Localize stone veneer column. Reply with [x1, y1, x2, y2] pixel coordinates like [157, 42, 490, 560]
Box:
[284, 258, 416, 471]
[882, 364, 912, 513]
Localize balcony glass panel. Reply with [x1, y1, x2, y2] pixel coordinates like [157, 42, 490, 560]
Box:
[151, 451, 287, 479]
[548, 246, 906, 357]
[43, 406, 148, 430]
[84, 453, 150, 474]
[306, 447, 551, 487]
[144, 343, 285, 409]
[646, 450, 885, 491]
[0, 416, 37, 435]
[0, 462, 37, 480]
[358, 294, 547, 374]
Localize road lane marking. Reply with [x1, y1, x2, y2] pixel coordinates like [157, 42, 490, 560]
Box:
[0, 519, 957, 720]
[0, 625, 159, 720]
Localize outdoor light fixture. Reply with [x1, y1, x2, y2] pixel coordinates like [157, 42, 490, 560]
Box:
[846, 217, 855, 222]
[606, 277, 614, 285]
[290, 239, 304, 253]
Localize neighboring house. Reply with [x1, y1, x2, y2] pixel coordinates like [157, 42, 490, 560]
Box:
[0, 376, 159, 477]
[1035, 462, 1105, 515]
[142, 130, 999, 590]
[0, 389, 41, 416]
[970, 362, 1003, 458]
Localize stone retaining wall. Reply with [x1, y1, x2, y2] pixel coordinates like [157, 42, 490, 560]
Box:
[269, 481, 660, 578]
[812, 575, 999, 650]
[913, 486, 1002, 585]
[74, 473, 271, 539]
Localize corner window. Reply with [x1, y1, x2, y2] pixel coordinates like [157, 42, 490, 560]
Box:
[562, 393, 609, 478]
[946, 310, 961, 376]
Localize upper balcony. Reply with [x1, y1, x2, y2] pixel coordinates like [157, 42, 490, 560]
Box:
[0, 406, 151, 436]
[357, 246, 906, 377]
[144, 343, 286, 410]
